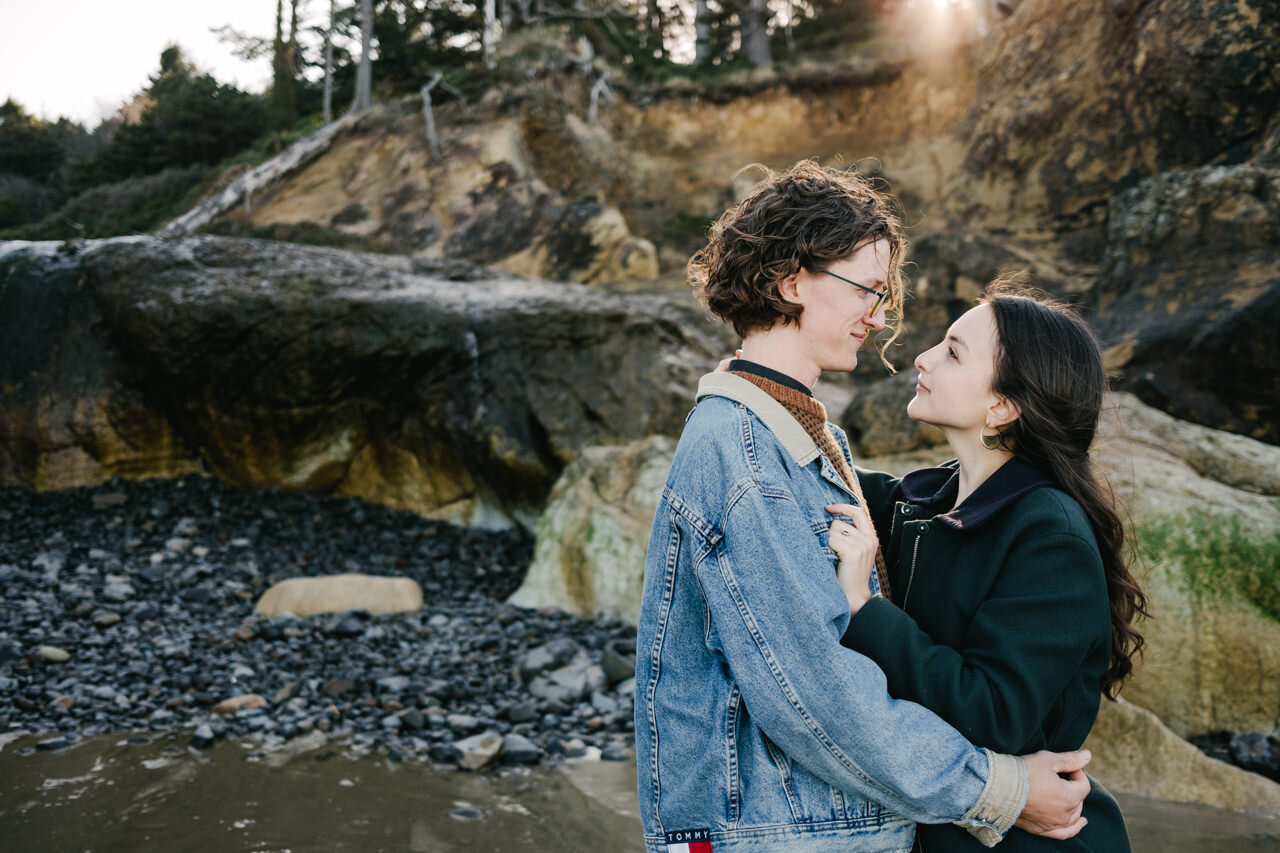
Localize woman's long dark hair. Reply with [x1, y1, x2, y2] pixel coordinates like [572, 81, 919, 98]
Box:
[983, 281, 1149, 698]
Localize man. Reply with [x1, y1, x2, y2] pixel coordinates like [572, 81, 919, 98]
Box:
[634, 161, 1091, 852]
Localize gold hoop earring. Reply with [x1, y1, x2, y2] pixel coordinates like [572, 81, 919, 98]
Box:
[981, 430, 1002, 451]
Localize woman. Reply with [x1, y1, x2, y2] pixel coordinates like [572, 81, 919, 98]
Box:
[828, 282, 1148, 852]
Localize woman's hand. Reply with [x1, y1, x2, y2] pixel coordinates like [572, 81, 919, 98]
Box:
[714, 348, 744, 373]
[826, 503, 877, 616]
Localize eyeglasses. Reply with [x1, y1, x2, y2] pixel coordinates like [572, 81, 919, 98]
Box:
[818, 269, 890, 316]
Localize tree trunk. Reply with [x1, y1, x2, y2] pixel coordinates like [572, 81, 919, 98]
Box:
[272, 0, 297, 126]
[323, 0, 335, 123]
[740, 0, 772, 67]
[483, 0, 497, 69]
[288, 0, 300, 75]
[646, 0, 663, 57]
[352, 0, 374, 112]
[694, 0, 712, 66]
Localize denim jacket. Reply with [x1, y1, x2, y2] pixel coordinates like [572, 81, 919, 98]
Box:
[634, 373, 1028, 852]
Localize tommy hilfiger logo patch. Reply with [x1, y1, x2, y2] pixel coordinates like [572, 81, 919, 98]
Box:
[665, 828, 712, 852]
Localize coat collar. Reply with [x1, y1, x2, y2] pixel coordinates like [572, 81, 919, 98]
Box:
[900, 455, 1054, 531]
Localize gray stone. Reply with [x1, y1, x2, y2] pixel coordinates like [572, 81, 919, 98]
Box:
[376, 675, 411, 693]
[190, 724, 217, 749]
[447, 714, 480, 733]
[36, 646, 70, 663]
[516, 639, 582, 682]
[32, 551, 67, 576]
[501, 733, 542, 765]
[590, 691, 618, 716]
[527, 654, 606, 705]
[453, 731, 503, 770]
[505, 700, 538, 723]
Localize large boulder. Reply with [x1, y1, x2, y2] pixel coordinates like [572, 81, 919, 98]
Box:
[1095, 395, 1280, 738]
[254, 574, 423, 618]
[0, 237, 732, 526]
[1084, 697, 1280, 813]
[508, 436, 674, 622]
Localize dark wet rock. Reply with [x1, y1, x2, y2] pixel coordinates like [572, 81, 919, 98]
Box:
[35, 736, 68, 751]
[601, 639, 636, 687]
[1229, 733, 1280, 783]
[325, 611, 369, 638]
[505, 700, 538, 724]
[500, 733, 541, 765]
[1190, 730, 1280, 784]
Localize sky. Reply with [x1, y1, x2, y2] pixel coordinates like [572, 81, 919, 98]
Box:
[1, 1, 280, 127]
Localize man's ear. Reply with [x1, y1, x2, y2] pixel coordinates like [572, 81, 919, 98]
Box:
[988, 396, 1022, 430]
[777, 273, 802, 306]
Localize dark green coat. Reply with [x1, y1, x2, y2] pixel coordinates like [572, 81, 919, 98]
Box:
[843, 457, 1130, 853]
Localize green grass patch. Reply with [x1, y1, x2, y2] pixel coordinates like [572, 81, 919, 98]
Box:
[1137, 511, 1280, 622]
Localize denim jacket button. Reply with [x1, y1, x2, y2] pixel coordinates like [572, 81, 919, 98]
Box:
[901, 505, 914, 516]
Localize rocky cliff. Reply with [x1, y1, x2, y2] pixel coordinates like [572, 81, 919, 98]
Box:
[0, 237, 731, 527]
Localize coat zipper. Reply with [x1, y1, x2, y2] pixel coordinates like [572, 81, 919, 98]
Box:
[901, 530, 922, 610]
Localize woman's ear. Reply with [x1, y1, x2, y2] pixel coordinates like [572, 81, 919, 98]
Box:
[988, 396, 1022, 430]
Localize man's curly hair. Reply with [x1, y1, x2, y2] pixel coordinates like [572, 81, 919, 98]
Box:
[689, 160, 907, 365]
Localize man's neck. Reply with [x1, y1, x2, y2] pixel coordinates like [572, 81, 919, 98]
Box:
[739, 329, 819, 390]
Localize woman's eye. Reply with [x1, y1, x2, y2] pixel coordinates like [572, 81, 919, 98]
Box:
[947, 347, 958, 360]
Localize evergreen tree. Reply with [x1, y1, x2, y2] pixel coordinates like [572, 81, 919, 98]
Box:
[69, 49, 270, 193]
[0, 100, 65, 183]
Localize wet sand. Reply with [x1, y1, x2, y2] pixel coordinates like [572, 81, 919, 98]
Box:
[2, 732, 1277, 852]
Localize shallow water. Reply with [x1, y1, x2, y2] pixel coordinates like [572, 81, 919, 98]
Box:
[1, 732, 1276, 852]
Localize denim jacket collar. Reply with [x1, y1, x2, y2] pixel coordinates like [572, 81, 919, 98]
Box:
[696, 372, 821, 467]
[900, 456, 1054, 532]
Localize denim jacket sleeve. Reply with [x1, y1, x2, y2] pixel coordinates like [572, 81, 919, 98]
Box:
[696, 472, 1026, 841]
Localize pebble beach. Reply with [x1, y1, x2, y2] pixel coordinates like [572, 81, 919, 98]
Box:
[0, 475, 638, 769]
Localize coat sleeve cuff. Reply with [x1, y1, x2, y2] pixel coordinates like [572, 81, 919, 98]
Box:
[954, 749, 1029, 847]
